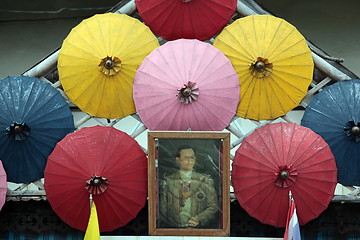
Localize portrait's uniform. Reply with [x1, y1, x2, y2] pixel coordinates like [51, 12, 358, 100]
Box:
[159, 170, 218, 228]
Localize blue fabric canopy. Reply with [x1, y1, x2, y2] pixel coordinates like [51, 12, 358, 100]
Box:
[0, 75, 74, 183]
[301, 79, 360, 186]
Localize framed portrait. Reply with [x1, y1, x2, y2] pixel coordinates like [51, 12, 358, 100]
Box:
[148, 131, 230, 236]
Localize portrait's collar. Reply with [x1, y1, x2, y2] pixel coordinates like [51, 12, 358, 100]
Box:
[180, 170, 192, 182]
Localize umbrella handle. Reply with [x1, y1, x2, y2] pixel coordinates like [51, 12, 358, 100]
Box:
[89, 194, 93, 209]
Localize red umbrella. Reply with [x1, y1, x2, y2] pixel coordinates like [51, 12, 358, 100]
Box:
[44, 126, 147, 232]
[133, 39, 240, 131]
[135, 0, 237, 41]
[232, 122, 337, 228]
[0, 161, 7, 211]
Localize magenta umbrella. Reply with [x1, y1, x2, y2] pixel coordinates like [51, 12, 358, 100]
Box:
[133, 39, 240, 131]
[0, 161, 7, 211]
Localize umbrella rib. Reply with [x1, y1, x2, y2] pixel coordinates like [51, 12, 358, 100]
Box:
[236, 141, 278, 170]
[113, 74, 128, 117]
[309, 89, 347, 125]
[285, 123, 298, 166]
[232, 164, 276, 175]
[265, 21, 296, 58]
[259, 15, 269, 58]
[70, 23, 104, 57]
[252, 15, 260, 59]
[191, 100, 221, 130]
[31, 113, 73, 128]
[201, 0, 234, 21]
[193, 50, 234, 85]
[271, 67, 313, 89]
[23, 84, 57, 121]
[201, 90, 239, 105]
[238, 182, 277, 215]
[146, 1, 179, 38]
[287, 126, 309, 167]
[56, 142, 91, 173]
[158, 47, 184, 85]
[156, 102, 183, 130]
[257, 77, 263, 120]
[291, 135, 326, 167]
[295, 152, 336, 171]
[119, 37, 158, 62]
[234, 178, 275, 196]
[264, 125, 283, 165]
[262, 186, 284, 226]
[116, 21, 151, 58]
[25, 92, 68, 123]
[270, 72, 306, 99]
[95, 15, 108, 54]
[15, 78, 27, 122]
[94, 74, 108, 118]
[291, 132, 318, 167]
[102, 191, 144, 225]
[187, 3, 198, 39]
[170, 41, 189, 85]
[328, 138, 352, 171]
[105, 150, 145, 177]
[262, 16, 282, 58]
[137, 99, 179, 125]
[189, 41, 209, 84]
[0, 77, 17, 121]
[140, 0, 175, 25]
[292, 184, 327, 218]
[218, 27, 255, 62]
[269, 124, 284, 166]
[137, 57, 181, 87]
[70, 75, 104, 114]
[267, 74, 298, 109]
[350, 80, 360, 118]
[20, 140, 46, 177]
[295, 179, 336, 203]
[29, 133, 62, 151]
[337, 82, 355, 120]
[297, 171, 338, 186]
[303, 106, 347, 126]
[232, 21, 257, 61]
[271, 51, 313, 64]
[241, 76, 258, 118]
[263, 77, 274, 121]
[345, 139, 360, 184]
[59, 41, 100, 62]
[45, 169, 87, 181]
[270, 38, 308, 62]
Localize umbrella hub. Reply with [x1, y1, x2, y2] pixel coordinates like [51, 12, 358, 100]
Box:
[177, 81, 200, 104]
[86, 175, 109, 195]
[181, 0, 192, 2]
[99, 56, 122, 76]
[280, 170, 289, 180]
[250, 57, 273, 78]
[344, 121, 360, 142]
[275, 165, 297, 188]
[6, 122, 30, 141]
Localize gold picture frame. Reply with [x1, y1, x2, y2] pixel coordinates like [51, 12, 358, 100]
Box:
[148, 131, 230, 236]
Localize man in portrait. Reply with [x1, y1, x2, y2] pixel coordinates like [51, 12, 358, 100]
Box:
[158, 145, 219, 228]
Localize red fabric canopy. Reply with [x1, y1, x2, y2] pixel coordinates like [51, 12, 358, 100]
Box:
[44, 126, 147, 232]
[136, 0, 237, 41]
[232, 122, 337, 227]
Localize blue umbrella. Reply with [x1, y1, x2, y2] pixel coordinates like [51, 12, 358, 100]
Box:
[0, 75, 74, 183]
[301, 79, 360, 186]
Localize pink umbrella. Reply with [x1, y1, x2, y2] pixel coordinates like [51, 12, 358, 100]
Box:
[133, 39, 240, 131]
[0, 161, 7, 211]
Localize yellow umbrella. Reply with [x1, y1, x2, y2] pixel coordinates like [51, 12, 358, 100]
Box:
[213, 15, 313, 121]
[58, 13, 160, 119]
